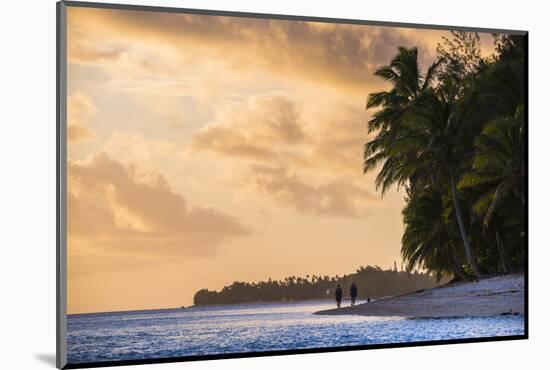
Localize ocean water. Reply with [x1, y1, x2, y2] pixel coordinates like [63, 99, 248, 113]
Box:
[67, 300, 524, 364]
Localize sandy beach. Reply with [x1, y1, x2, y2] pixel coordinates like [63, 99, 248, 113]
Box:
[315, 274, 524, 318]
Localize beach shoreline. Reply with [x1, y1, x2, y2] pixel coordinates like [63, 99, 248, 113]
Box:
[314, 273, 524, 318]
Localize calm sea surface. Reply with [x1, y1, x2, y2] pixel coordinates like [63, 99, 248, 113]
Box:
[67, 300, 524, 364]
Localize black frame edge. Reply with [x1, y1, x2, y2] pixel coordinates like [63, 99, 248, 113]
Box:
[523, 31, 529, 339]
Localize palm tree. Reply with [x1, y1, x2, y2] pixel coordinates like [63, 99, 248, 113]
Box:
[401, 83, 485, 277]
[461, 105, 525, 222]
[402, 188, 469, 281]
[460, 105, 525, 272]
[365, 48, 484, 277]
[364, 47, 441, 195]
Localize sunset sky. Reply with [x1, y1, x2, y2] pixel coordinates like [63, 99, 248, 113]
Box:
[66, 6, 496, 314]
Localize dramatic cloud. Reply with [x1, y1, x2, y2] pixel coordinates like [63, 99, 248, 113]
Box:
[192, 93, 366, 171]
[192, 95, 307, 161]
[191, 94, 376, 216]
[297, 101, 372, 176]
[244, 165, 375, 217]
[68, 152, 251, 264]
[67, 91, 95, 143]
[67, 7, 455, 94]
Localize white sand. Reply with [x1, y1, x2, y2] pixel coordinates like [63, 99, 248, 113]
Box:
[315, 274, 524, 318]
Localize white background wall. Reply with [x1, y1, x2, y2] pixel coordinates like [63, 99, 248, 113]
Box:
[0, 0, 547, 368]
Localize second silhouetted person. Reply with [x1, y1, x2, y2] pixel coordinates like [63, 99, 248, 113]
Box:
[350, 282, 358, 306]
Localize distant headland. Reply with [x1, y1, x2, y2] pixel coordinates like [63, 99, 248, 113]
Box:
[193, 264, 442, 305]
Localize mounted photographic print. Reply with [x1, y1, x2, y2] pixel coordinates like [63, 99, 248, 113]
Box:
[56, 1, 528, 368]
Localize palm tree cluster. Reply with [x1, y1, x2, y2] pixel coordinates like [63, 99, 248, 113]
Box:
[364, 33, 525, 280]
[193, 265, 438, 305]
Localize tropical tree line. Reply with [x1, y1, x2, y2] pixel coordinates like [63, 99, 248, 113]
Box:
[364, 32, 525, 280]
[194, 265, 438, 305]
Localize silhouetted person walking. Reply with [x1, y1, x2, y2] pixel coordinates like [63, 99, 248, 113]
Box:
[350, 282, 358, 307]
[335, 284, 343, 308]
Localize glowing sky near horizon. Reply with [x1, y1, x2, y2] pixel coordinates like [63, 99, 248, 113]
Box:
[66, 6, 497, 314]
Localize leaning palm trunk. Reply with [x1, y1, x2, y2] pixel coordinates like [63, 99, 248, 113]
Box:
[450, 245, 469, 281]
[449, 171, 482, 278]
[495, 228, 511, 273]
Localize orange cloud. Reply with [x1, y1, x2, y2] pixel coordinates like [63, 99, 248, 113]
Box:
[68, 152, 252, 272]
[244, 164, 375, 217]
[192, 93, 369, 174]
[190, 93, 376, 217]
[67, 91, 95, 143]
[67, 7, 459, 95]
[192, 95, 307, 161]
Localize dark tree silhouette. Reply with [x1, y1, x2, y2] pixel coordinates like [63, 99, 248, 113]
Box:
[193, 265, 439, 305]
